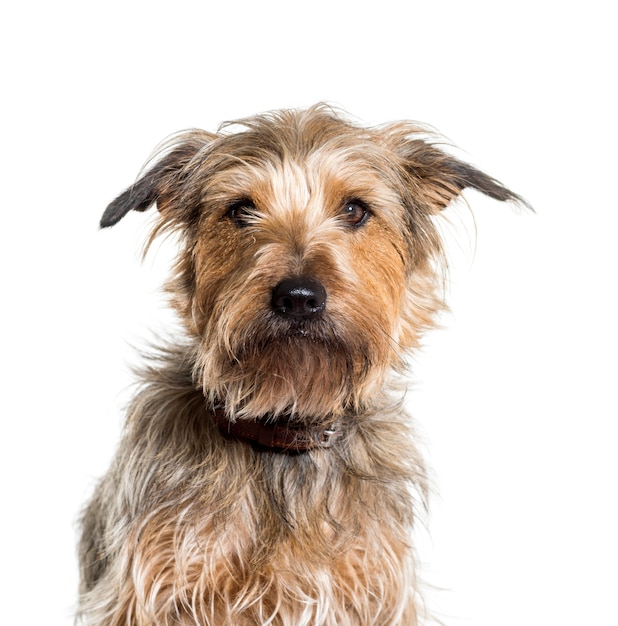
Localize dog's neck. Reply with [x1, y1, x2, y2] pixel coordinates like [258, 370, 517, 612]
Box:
[210, 408, 343, 453]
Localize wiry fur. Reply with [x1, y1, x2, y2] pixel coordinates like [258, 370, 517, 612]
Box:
[78, 105, 525, 625]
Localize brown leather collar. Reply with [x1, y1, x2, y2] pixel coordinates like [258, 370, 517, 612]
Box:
[211, 408, 343, 453]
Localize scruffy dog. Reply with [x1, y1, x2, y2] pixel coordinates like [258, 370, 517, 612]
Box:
[78, 105, 524, 625]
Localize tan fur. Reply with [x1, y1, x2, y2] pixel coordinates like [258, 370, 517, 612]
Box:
[78, 105, 525, 625]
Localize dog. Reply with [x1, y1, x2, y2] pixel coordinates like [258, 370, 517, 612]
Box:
[78, 104, 525, 625]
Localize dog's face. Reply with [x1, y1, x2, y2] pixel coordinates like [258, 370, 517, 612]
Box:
[103, 105, 521, 420]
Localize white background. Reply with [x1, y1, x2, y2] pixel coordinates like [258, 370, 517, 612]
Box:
[1, 1, 616, 624]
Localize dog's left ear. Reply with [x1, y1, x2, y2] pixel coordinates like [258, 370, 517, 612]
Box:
[389, 131, 528, 212]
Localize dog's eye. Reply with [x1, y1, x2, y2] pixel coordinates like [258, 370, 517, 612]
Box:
[227, 199, 257, 226]
[340, 200, 370, 227]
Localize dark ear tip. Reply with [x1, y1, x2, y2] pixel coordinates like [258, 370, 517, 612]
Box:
[500, 189, 534, 213]
[517, 194, 535, 213]
[100, 199, 129, 228]
[450, 162, 533, 212]
[99, 183, 157, 228]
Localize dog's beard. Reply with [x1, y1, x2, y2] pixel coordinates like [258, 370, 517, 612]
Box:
[196, 314, 389, 422]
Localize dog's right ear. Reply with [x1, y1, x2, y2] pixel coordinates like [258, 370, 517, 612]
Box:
[100, 133, 215, 228]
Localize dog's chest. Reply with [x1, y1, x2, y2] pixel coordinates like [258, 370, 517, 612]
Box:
[128, 463, 415, 625]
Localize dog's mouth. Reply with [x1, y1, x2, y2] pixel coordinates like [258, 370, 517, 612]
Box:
[240, 300, 359, 352]
[232, 324, 347, 363]
[268, 315, 330, 340]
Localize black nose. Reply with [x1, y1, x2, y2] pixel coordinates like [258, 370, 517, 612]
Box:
[271, 277, 327, 320]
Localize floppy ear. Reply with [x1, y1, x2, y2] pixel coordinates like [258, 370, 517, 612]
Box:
[388, 128, 529, 212]
[100, 133, 215, 228]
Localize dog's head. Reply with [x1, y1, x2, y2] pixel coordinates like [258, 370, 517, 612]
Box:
[102, 105, 524, 420]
